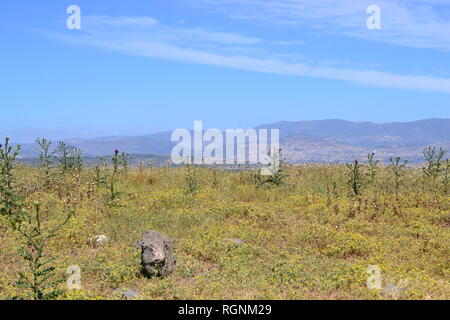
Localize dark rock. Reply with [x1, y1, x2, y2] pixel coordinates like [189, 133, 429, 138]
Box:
[140, 230, 176, 277]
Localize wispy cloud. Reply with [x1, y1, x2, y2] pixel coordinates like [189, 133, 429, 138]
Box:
[84, 16, 159, 28]
[187, 0, 450, 51]
[82, 15, 263, 46]
[55, 15, 450, 93]
[270, 40, 304, 46]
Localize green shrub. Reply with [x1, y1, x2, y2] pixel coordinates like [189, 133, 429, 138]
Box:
[15, 202, 74, 300]
[0, 138, 27, 228]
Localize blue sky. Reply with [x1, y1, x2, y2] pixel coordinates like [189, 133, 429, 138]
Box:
[1, 0, 450, 142]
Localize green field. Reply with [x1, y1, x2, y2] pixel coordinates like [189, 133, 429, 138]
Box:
[0, 146, 449, 300]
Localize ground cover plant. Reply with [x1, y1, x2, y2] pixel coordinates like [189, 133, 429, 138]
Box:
[0, 138, 448, 300]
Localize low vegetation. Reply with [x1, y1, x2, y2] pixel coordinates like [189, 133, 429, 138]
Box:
[0, 139, 448, 300]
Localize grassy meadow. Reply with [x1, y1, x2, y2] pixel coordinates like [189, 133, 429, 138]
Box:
[0, 147, 449, 300]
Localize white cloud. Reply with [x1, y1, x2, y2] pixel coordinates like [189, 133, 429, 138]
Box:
[270, 40, 304, 46]
[83, 15, 263, 46]
[56, 15, 450, 94]
[84, 16, 159, 28]
[187, 0, 450, 51]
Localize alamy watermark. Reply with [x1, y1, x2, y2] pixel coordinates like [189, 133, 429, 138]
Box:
[366, 265, 407, 297]
[171, 121, 280, 174]
[66, 4, 381, 31]
[366, 265, 382, 290]
[367, 5, 382, 30]
[66, 5, 81, 30]
[66, 265, 81, 290]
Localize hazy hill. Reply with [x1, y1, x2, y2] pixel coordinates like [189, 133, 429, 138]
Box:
[11, 119, 450, 163]
[257, 119, 450, 147]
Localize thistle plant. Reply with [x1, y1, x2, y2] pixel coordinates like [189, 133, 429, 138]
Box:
[265, 149, 289, 187]
[256, 149, 288, 187]
[423, 146, 447, 181]
[56, 142, 83, 173]
[93, 157, 107, 188]
[346, 160, 363, 196]
[389, 156, 408, 196]
[366, 152, 379, 183]
[15, 202, 74, 300]
[0, 138, 27, 228]
[119, 151, 129, 171]
[185, 164, 199, 195]
[212, 169, 220, 188]
[443, 159, 449, 195]
[36, 138, 55, 188]
[107, 149, 125, 205]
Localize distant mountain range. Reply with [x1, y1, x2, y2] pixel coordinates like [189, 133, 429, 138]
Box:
[257, 119, 450, 163]
[12, 119, 450, 164]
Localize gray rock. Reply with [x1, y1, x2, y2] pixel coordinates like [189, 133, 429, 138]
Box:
[122, 289, 140, 300]
[140, 230, 176, 278]
[95, 235, 108, 245]
[222, 238, 245, 246]
[232, 238, 245, 246]
[113, 288, 140, 300]
[88, 234, 108, 247]
[382, 283, 404, 297]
